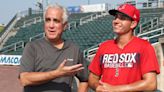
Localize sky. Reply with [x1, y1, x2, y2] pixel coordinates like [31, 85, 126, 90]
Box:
[0, 0, 146, 25]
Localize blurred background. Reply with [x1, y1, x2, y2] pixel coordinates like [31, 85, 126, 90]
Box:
[0, 0, 164, 92]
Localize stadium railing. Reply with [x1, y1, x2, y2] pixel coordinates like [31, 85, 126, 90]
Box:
[138, 17, 159, 33]
[79, 11, 108, 25]
[29, 32, 45, 42]
[0, 14, 18, 45]
[137, 26, 164, 43]
[0, 41, 24, 54]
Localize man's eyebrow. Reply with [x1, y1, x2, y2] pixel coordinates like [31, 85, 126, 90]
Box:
[45, 17, 50, 19]
[45, 18, 61, 22]
[53, 18, 60, 22]
[45, 18, 51, 21]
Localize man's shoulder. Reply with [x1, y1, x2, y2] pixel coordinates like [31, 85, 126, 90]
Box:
[25, 38, 45, 47]
[99, 39, 114, 46]
[134, 37, 151, 45]
[65, 40, 79, 48]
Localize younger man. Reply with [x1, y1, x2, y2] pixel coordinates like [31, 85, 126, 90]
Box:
[88, 3, 160, 92]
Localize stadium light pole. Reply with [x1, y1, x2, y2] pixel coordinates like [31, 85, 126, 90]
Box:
[46, 0, 48, 7]
[88, 0, 90, 5]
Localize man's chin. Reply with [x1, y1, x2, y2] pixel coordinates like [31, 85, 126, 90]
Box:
[46, 36, 57, 40]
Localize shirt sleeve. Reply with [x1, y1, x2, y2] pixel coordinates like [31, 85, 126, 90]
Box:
[19, 42, 36, 73]
[88, 46, 102, 76]
[140, 43, 160, 75]
[76, 49, 88, 82]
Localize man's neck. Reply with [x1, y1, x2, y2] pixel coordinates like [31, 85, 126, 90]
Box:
[46, 38, 64, 49]
[53, 40, 64, 49]
[116, 34, 134, 49]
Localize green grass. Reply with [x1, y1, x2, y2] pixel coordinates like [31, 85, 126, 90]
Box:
[0, 26, 4, 32]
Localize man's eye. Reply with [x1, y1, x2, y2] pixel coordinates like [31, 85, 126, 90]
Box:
[120, 17, 126, 20]
[114, 15, 130, 20]
[45, 18, 51, 22]
[45, 18, 61, 23]
[53, 19, 60, 23]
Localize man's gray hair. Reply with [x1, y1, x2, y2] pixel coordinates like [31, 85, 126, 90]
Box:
[43, 4, 69, 24]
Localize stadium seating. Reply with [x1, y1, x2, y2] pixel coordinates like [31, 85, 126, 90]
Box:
[1, 12, 115, 54]
[1, 7, 164, 55]
[14, 13, 43, 29]
[69, 12, 94, 22]
[63, 14, 115, 51]
[4, 22, 43, 46]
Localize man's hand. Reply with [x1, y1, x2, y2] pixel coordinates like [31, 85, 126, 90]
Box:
[96, 85, 108, 92]
[96, 81, 110, 92]
[56, 59, 84, 76]
[96, 81, 118, 92]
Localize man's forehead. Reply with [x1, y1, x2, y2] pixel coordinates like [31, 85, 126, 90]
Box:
[45, 9, 63, 18]
[47, 7, 63, 13]
[116, 12, 127, 17]
[116, 12, 132, 19]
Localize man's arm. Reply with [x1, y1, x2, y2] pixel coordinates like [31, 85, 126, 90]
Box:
[78, 82, 88, 92]
[19, 60, 84, 86]
[100, 72, 158, 91]
[88, 72, 101, 90]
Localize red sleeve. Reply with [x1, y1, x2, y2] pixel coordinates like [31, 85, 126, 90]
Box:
[140, 43, 160, 75]
[88, 47, 102, 76]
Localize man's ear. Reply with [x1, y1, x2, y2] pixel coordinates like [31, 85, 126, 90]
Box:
[130, 21, 138, 29]
[63, 22, 68, 31]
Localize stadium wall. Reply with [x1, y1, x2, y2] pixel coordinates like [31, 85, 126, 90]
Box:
[153, 36, 164, 91]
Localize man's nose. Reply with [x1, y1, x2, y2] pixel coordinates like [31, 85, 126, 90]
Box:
[113, 18, 120, 24]
[49, 21, 55, 28]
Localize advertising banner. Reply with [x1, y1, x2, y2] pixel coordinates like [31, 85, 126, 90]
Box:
[67, 6, 81, 13]
[0, 55, 21, 65]
[80, 3, 107, 13]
